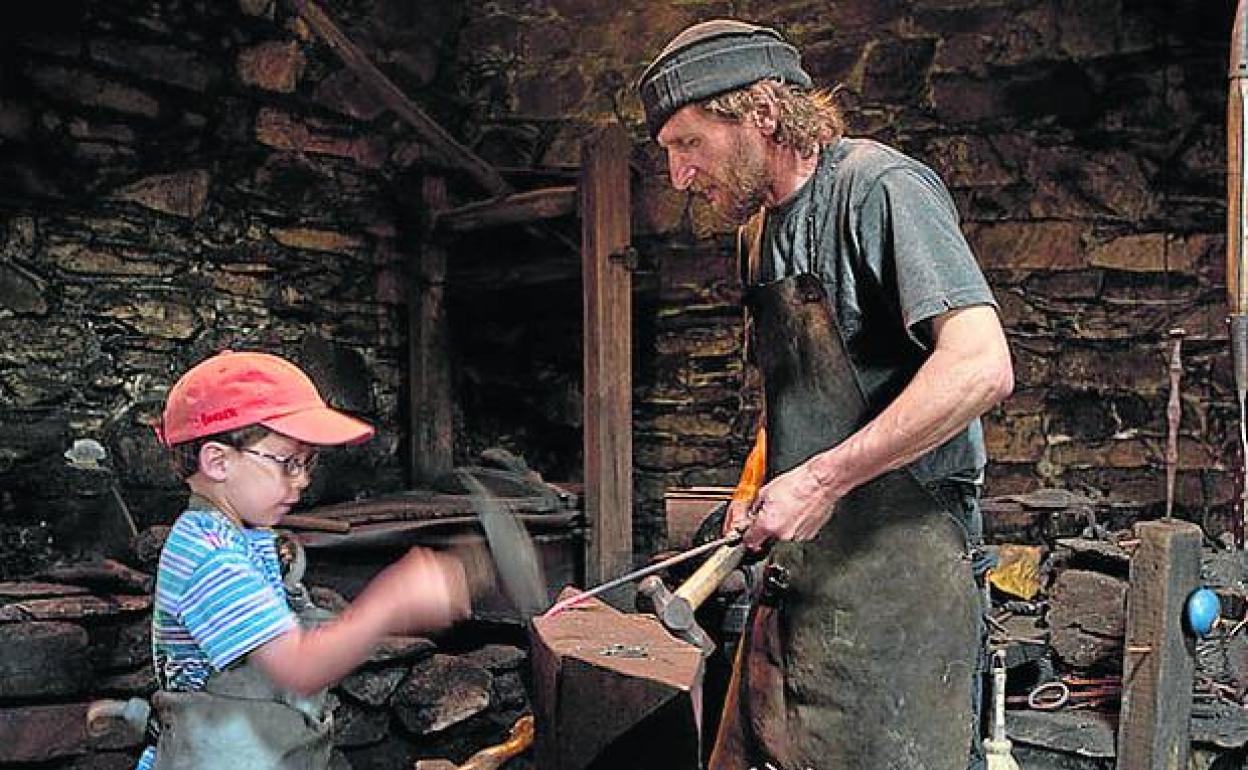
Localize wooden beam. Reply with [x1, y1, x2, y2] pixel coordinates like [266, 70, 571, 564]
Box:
[435, 185, 577, 233]
[288, 0, 511, 196]
[581, 123, 633, 589]
[1115, 519, 1201, 770]
[409, 175, 454, 485]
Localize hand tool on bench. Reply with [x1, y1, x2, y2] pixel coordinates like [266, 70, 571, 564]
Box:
[541, 530, 743, 619]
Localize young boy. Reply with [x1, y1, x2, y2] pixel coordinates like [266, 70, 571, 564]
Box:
[136, 350, 470, 770]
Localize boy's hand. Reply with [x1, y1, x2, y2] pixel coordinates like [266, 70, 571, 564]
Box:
[371, 547, 471, 633]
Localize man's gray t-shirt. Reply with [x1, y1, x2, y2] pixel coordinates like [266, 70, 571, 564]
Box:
[755, 137, 997, 485]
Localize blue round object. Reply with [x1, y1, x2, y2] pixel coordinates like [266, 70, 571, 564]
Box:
[1186, 588, 1221, 636]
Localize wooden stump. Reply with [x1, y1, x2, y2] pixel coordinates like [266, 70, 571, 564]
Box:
[529, 589, 704, 770]
[1115, 519, 1201, 770]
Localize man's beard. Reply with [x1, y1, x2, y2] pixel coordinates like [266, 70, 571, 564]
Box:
[694, 135, 769, 226]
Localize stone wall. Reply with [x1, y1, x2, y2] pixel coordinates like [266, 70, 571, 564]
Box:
[5, 0, 1234, 571]
[0, 0, 471, 573]
[454, 0, 1238, 550]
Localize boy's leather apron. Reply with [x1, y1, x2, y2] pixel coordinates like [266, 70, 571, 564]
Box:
[150, 570, 335, 770]
[709, 272, 978, 770]
[151, 659, 333, 770]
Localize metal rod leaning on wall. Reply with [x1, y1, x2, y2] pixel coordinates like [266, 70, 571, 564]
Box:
[1165, 329, 1184, 520]
[1228, 0, 1248, 548]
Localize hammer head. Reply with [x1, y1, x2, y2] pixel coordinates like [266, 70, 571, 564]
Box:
[457, 471, 548, 620]
[637, 575, 714, 655]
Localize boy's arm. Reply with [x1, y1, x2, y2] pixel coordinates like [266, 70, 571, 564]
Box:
[250, 547, 469, 695]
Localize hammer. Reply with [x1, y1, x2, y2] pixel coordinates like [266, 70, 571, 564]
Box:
[636, 540, 746, 655]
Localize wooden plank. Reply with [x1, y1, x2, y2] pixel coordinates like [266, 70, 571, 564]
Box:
[581, 123, 633, 587]
[434, 185, 577, 233]
[1115, 519, 1202, 770]
[409, 175, 454, 484]
[288, 0, 511, 196]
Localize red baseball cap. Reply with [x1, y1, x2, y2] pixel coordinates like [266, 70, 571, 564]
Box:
[156, 350, 375, 447]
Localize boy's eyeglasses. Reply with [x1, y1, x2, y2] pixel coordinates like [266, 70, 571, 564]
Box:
[240, 448, 319, 477]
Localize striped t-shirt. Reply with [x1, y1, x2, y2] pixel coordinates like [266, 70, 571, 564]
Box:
[135, 501, 297, 770]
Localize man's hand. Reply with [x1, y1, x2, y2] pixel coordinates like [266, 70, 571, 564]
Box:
[742, 463, 840, 551]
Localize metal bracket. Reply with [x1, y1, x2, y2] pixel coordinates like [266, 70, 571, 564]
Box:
[608, 246, 639, 271]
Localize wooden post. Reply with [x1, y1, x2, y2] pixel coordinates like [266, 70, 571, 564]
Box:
[581, 123, 633, 588]
[1115, 519, 1201, 770]
[409, 175, 454, 484]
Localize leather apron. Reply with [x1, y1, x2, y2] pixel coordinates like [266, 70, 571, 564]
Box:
[150, 541, 336, 770]
[151, 659, 334, 770]
[709, 270, 979, 770]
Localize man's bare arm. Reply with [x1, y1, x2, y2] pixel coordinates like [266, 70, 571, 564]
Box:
[743, 304, 1013, 548]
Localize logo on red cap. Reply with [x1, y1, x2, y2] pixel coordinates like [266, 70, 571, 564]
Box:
[157, 350, 374, 448]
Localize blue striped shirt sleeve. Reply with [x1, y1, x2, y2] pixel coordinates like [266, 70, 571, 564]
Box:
[180, 548, 296, 669]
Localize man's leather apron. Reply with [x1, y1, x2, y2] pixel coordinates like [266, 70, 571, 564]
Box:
[709, 271, 979, 770]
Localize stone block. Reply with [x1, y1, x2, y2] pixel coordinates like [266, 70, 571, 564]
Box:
[111, 170, 211, 220]
[928, 73, 1007, 124]
[332, 700, 389, 747]
[983, 412, 1045, 464]
[27, 65, 159, 118]
[393, 654, 493, 735]
[0, 261, 47, 314]
[1054, 345, 1165, 393]
[271, 226, 365, 255]
[1050, 437, 1156, 471]
[95, 294, 199, 340]
[87, 617, 151, 673]
[1009, 342, 1058, 389]
[1057, 0, 1122, 60]
[1089, 232, 1202, 273]
[0, 703, 91, 763]
[1021, 269, 1104, 302]
[238, 40, 305, 93]
[646, 411, 733, 438]
[254, 108, 388, 169]
[0, 621, 91, 698]
[88, 38, 219, 92]
[313, 69, 386, 121]
[0, 594, 150, 622]
[967, 221, 1087, 271]
[48, 243, 176, 276]
[367, 634, 437, 665]
[340, 665, 407, 707]
[1047, 568, 1126, 667]
[459, 643, 526, 673]
[924, 134, 1017, 188]
[992, 290, 1045, 332]
[634, 440, 731, 472]
[862, 37, 936, 103]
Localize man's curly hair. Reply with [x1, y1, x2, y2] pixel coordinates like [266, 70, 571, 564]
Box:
[702, 80, 844, 158]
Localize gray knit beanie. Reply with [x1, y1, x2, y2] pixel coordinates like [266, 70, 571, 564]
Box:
[638, 19, 813, 139]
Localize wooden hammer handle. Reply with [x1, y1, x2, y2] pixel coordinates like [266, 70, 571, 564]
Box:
[673, 542, 746, 610]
